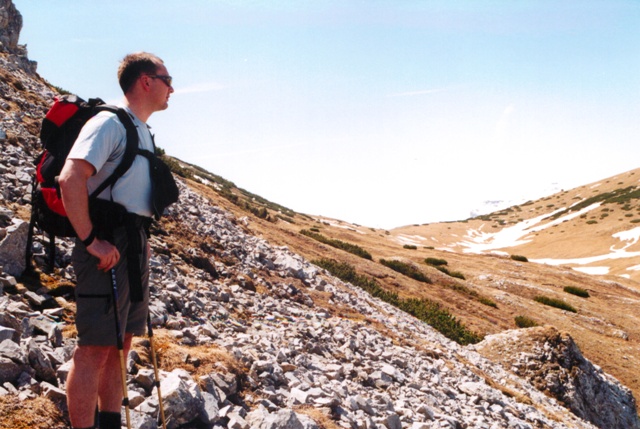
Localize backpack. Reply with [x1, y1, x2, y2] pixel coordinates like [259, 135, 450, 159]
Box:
[26, 94, 140, 271]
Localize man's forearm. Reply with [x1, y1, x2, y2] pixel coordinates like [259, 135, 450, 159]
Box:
[59, 160, 95, 241]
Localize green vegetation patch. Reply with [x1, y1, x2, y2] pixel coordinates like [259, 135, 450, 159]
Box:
[313, 258, 482, 345]
[425, 257, 448, 267]
[533, 295, 577, 313]
[379, 259, 431, 283]
[433, 265, 466, 280]
[563, 286, 590, 298]
[155, 147, 194, 180]
[300, 230, 372, 260]
[510, 255, 528, 262]
[551, 186, 640, 220]
[515, 315, 539, 328]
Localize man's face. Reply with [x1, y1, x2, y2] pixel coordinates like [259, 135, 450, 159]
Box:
[149, 64, 174, 111]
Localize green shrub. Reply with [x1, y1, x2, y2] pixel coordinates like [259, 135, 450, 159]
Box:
[478, 297, 497, 308]
[160, 154, 194, 180]
[300, 230, 372, 260]
[533, 295, 577, 313]
[312, 259, 482, 345]
[312, 259, 399, 304]
[552, 186, 640, 220]
[403, 244, 418, 250]
[515, 315, 539, 328]
[425, 257, 448, 266]
[510, 255, 528, 262]
[379, 259, 431, 283]
[563, 286, 590, 298]
[449, 270, 466, 280]
[435, 266, 466, 280]
[398, 298, 483, 345]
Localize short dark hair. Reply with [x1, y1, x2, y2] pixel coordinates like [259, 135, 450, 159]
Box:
[117, 52, 164, 94]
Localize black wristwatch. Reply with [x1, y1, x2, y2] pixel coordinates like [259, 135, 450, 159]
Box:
[82, 228, 96, 247]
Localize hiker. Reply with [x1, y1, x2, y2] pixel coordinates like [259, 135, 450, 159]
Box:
[58, 52, 174, 429]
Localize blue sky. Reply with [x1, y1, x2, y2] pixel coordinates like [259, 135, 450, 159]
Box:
[14, 1, 640, 229]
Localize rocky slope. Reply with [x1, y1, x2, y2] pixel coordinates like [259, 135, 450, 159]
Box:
[0, 1, 639, 428]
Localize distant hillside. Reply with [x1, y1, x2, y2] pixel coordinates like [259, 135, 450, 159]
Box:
[394, 169, 640, 281]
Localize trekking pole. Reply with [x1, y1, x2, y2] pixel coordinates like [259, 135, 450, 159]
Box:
[110, 268, 132, 429]
[147, 314, 167, 429]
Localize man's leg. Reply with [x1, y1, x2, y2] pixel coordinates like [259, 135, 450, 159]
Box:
[67, 345, 111, 429]
[97, 334, 133, 412]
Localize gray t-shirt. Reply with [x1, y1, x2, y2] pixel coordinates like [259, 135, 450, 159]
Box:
[68, 106, 155, 217]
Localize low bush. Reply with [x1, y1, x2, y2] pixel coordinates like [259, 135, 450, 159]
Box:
[563, 286, 590, 298]
[425, 257, 448, 266]
[246, 204, 269, 220]
[403, 244, 418, 250]
[398, 298, 483, 345]
[160, 153, 194, 180]
[478, 297, 498, 308]
[515, 315, 539, 328]
[313, 259, 399, 304]
[510, 255, 528, 262]
[313, 258, 482, 345]
[379, 259, 431, 283]
[300, 230, 372, 260]
[533, 295, 577, 313]
[448, 270, 466, 280]
[425, 258, 465, 280]
[434, 266, 466, 280]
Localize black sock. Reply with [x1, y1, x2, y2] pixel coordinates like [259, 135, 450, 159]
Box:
[98, 411, 122, 429]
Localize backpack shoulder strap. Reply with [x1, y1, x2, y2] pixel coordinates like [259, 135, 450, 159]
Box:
[89, 106, 139, 199]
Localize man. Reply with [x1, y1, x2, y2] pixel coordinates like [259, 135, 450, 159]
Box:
[58, 52, 174, 429]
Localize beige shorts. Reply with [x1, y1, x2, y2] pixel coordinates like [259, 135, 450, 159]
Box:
[71, 226, 149, 346]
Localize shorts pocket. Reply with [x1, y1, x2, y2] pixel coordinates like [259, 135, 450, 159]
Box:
[77, 293, 112, 314]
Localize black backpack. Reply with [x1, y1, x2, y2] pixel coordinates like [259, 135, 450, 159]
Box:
[26, 95, 139, 271]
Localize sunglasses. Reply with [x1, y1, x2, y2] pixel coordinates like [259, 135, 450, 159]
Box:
[147, 74, 173, 87]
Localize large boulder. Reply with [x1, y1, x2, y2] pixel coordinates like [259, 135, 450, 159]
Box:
[0, 218, 28, 277]
[474, 326, 640, 429]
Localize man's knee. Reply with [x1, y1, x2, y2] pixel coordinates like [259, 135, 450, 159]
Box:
[73, 345, 116, 365]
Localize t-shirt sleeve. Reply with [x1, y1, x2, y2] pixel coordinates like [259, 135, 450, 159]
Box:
[67, 113, 126, 173]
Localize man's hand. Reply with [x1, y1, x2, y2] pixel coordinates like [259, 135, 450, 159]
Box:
[86, 238, 120, 271]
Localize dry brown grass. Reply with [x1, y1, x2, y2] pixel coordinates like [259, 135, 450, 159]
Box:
[0, 396, 68, 429]
[295, 405, 342, 429]
[133, 329, 246, 379]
